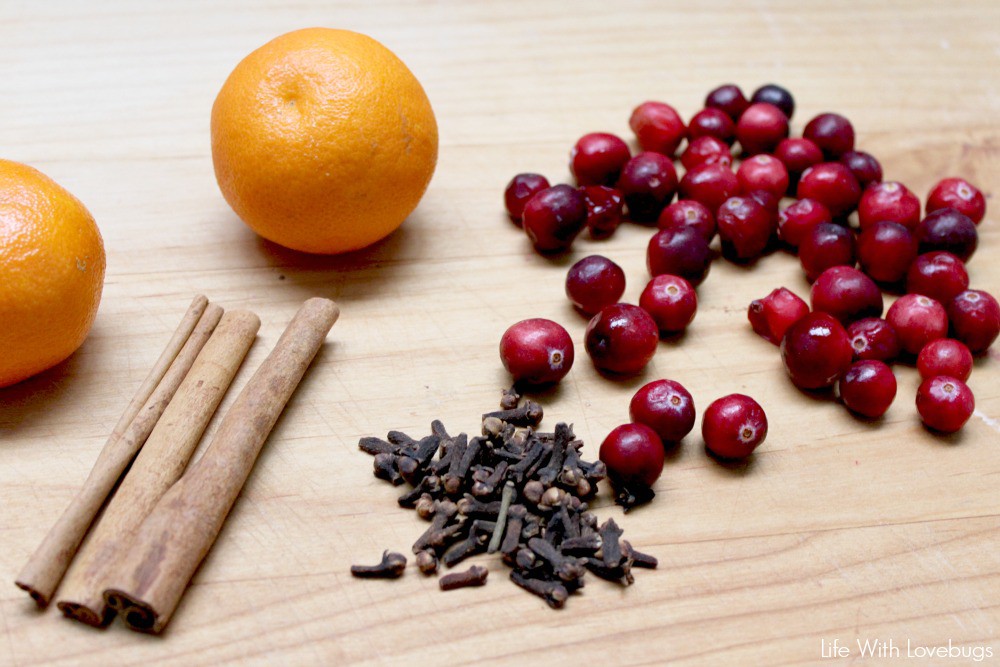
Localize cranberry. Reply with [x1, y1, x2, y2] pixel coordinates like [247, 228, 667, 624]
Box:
[629, 379, 696, 443]
[702, 394, 768, 459]
[599, 423, 664, 487]
[735, 103, 789, 155]
[629, 101, 687, 156]
[885, 293, 948, 356]
[811, 266, 883, 325]
[799, 223, 856, 282]
[581, 185, 625, 240]
[917, 338, 973, 382]
[778, 198, 832, 248]
[737, 154, 789, 200]
[847, 317, 901, 362]
[839, 150, 883, 188]
[837, 360, 896, 418]
[657, 199, 716, 241]
[775, 138, 824, 190]
[857, 181, 921, 231]
[565, 255, 626, 316]
[617, 152, 678, 222]
[926, 177, 986, 224]
[915, 208, 978, 261]
[640, 274, 697, 334]
[705, 84, 749, 121]
[688, 108, 736, 144]
[748, 287, 809, 345]
[646, 226, 713, 286]
[906, 251, 969, 304]
[504, 173, 550, 224]
[747, 189, 780, 219]
[750, 83, 795, 119]
[857, 221, 917, 285]
[499, 318, 575, 386]
[678, 162, 740, 213]
[521, 185, 588, 253]
[803, 113, 855, 159]
[916, 376, 975, 434]
[585, 303, 659, 375]
[716, 196, 775, 260]
[569, 133, 631, 187]
[680, 135, 733, 170]
[780, 311, 853, 390]
[948, 289, 1000, 354]
[797, 162, 862, 218]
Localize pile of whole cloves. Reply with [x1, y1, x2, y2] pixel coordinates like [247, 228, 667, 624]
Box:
[354, 389, 656, 608]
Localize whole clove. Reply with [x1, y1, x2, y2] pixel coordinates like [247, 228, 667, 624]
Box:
[439, 565, 488, 591]
[482, 400, 543, 428]
[415, 550, 438, 575]
[350, 551, 407, 578]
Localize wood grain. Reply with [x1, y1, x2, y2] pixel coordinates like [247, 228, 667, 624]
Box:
[1, 0, 999, 664]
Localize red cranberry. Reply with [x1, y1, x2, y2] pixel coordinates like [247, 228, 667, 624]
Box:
[617, 152, 678, 223]
[916, 376, 975, 434]
[748, 287, 809, 345]
[640, 274, 697, 334]
[657, 199, 716, 241]
[948, 289, 1000, 354]
[915, 208, 978, 261]
[737, 154, 789, 200]
[857, 221, 917, 285]
[750, 84, 795, 119]
[775, 138, 824, 190]
[797, 162, 862, 218]
[705, 84, 749, 121]
[886, 294, 948, 355]
[499, 318, 575, 386]
[521, 185, 587, 253]
[504, 173, 550, 224]
[646, 226, 713, 286]
[840, 150, 883, 188]
[629, 101, 687, 156]
[581, 185, 625, 240]
[927, 177, 986, 224]
[917, 338, 973, 381]
[857, 181, 922, 231]
[680, 136, 732, 170]
[747, 189, 780, 218]
[778, 198, 832, 248]
[803, 113, 855, 159]
[716, 196, 775, 260]
[736, 103, 789, 155]
[629, 379, 696, 443]
[679, 162, 740, 213]
[570, 133, 631, 187]
[585, 303, 659, 375]
[800, 222, 856, 282]
[702, 394, 768, 459]
[780, 311, 853, 390]
[837, 360, 896, 418]
[906, 251, 969, 304]
[565, 255, 626, 316]
[811, 266, 883, 325]
[688, 108, 736, 144]
[847, 317, 901, 362]
[599, 423, 664, 487]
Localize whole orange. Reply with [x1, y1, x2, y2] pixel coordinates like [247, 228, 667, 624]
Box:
[0, 159, 105, 388]
[211, 28, 438, 254]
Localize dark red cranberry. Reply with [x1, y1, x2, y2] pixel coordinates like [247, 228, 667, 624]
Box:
[737, 154, 789, 200]
[565, 255, 626, 316]
[639, 274, 697, 334]
[750, 83, 795, 119]
[499, 318, 574, 386]
[678, 162, 740, 213]
[617, 152, 678, 223]
[797, 162, 862, 218]
[646, 226, 713, 286]
[599, 423, 664, 487]
[916, 376, 975, 434]
[716, 196, 775, 260]
[735, 103, 789, 155]
[629, 379, 696, 443]
[886, 294, 948, 355]
[702, 394, 768, 459]
[775, 138, 824, 190]
[857, 181, 922, 231]
[780, 311, 853, 390]
[581, 185, 625, 240]
[803, 113, 855, 159]
[629, 101, 687, 156]
[570, 133, 631, 187]
[747, 189, 780, 220]
[915, 208, 978, 261]
[799, 222, 856, 281]
[906, 251, 969, 304]
[504, 173, 550, 224]
[927, 177, 986, 224]
[585, 303, 659, 375]
[949, 289, 1000, 354]
[748, 287, 809, 345]
[811, 266, 883, 325]
[837, 360, 896, 418]
[917, 338, 973, 381]
[840, 150, 883, 188]
[778, 198, 832, 248]
[688, 108, 736, 144]
[857, 221, 917, 285]
[847, 317, 900, 362]
[705, 84, 749, 121]
[657, 199, 716, 241]
[521, 185, 587, 253]
[680, 136, 732, 170]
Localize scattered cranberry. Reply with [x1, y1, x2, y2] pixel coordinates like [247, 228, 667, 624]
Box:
[688, 107, 736, 144]
[926, 177, 986, 224]
[504, 173, 550, 224]
[847, 317, 901, 362]
[705, 84, 749, 121]
[797, 162, 862, 218]
[639, 274, 698, 334]
[915, 208, 978, 261]
[906, 251, 969, 304]
[617, 152, 678, 223]
[748, 287, 809, 345]
[716, 196, 775, 260]
[585, 303, 659, 375]
[565, 255, 626, 316]
[811, 266, 883, 325]
[629, 101, 687, 156]
[521, 185, 588, 253]
[750, 83, 795, 119]
[799, 222, 856, 282]
[857, 181, 921, 231]
[885, 293, 948, 355]
[581, 185, 625, 240]
[837, 360, 896, 418]
[702, 394, 768, 459]
[775, 137, 824, 190]
[680, 136, 733, 170]
[803, 113, 855, 159]
[599, 423, 664, 487]
[778, 198, 832, 248]
[737, 154, 790, 200]
[647, 226, 713, 286]
[629, 379, 696, 443]
[499, 318, 575, 386]
[678, 162, 740, 213]
[857, 221, 917, 285]
[570, 133, 631, 187]
[657, 199, 716, 241]
[735, 102, 789, 155]
[916, 376, 975, 434]
[780, 311, 853, 390]
[839, 150, 883, 188]
[948, 289, 1000, 354]
[917, 338, 973, 382]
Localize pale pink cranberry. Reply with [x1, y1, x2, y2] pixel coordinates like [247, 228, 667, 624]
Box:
[780, 311, 853, 390]
[917, 339, 973, 382]
[630, 379, 696, 443]
[839, 151, 883, 188]
[629, 101, 687, 156]
[926, 177, 986, 224]
[886, 294, 948, 356]
[678, 162, 740, 213]
[504, 173, 550, 224]
[906, 252, 969, 304]
[803, 113, 855, 159]
[716, 196, 775, 260]
[657, 199, 716, 241]
[797, 162, 862, 218]
[775, 138, 824, 191]
[581, 185, 625, 240]
[705, 84, 749, 121]
[948, 289, 1000, 354]
[857, 181, 922, 231]
[750, 84, 795, 119]
[647, 226, 713, 286]
[811, 266, 883, 325]
[737, 154, 789, 200]
[847, 317, 901, 362]
[736, 103, 789, 155]
[521, 185, 588, 253]
[585, 303, 659, 375]
[837, 360, 896, 418]
[617, 152, 678, 222]
[499, 318, 575, 386]
[702, 394, 768, 459]
[688, 107, 736, 144]
[570, 133, 631, 187]
[799, 222, 855, 282]
[565, 255, 626, 316]
[639, 274, 697, 334]
[680, 136, 733, 170]
[916, 376, 975, 434]
[748, 287, 809, 345]
[857, 221, 917, 285]
[915, 208, 978, 261]
[778, 198, 832, 248]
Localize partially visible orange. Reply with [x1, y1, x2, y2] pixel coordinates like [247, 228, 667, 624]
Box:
[211, 28, 438, 254]
[0, 159, 105, 388]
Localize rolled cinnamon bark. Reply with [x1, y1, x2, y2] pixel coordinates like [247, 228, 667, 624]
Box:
[104, 298, 339, 633]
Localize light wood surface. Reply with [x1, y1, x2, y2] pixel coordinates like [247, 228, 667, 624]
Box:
[2, 1, 999, 664]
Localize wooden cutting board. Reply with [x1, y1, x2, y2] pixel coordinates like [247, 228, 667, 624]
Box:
[2, 1, 998, 664]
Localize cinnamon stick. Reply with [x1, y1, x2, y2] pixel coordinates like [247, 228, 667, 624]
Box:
[104, 298, 339, 633]
[56, 310, 260, 626]
[15, 296, 221, 607]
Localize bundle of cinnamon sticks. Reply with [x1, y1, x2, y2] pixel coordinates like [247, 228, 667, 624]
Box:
[15, 295, 339, 633]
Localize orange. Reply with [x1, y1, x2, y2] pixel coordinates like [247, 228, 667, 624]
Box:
[210, 28, 438, 254]
[0, 159, 105, 388]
